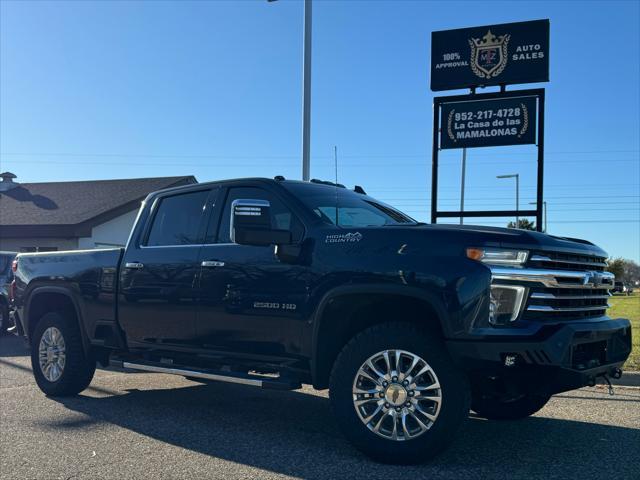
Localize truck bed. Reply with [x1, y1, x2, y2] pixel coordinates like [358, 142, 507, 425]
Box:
[13, 248, 124, 345]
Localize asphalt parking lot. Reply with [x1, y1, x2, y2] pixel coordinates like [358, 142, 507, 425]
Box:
[1, 334, 639, 480]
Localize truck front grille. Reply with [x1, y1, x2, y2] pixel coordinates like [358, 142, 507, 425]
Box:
[525, 286, 611, 320]
[522, 258, 613, 320]
[527, 251, 607, 272]
[491, 258, 615, 322]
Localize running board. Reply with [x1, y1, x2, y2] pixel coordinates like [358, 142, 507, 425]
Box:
[110, 358, 301, 390]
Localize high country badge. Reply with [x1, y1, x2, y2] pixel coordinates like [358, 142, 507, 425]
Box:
[469, 30, 510, 79]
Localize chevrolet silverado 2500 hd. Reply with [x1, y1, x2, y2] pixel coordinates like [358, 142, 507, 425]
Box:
[11, 177, 632, 464]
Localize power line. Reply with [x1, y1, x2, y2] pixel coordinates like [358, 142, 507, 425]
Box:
[372, 183, 640, 190]
[1, 148, 637, 159]
[432, 220, 640, 224]
[3, 158, 637, 167]
[382, 195, 640, 201]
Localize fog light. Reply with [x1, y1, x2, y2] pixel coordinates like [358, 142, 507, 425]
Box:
[489, 285, 526, 325]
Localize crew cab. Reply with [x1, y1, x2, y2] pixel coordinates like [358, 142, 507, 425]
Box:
[11, 177, 632, 464]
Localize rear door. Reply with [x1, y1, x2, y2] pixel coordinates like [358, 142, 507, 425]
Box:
[118, 187, 216, 349]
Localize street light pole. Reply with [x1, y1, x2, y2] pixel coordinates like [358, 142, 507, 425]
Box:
[301, 0, 312, 181]
[269, 0, 312, 181]
[497, 173, 520, 228]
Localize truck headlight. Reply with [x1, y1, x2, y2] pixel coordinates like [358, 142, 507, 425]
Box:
[489, 285, 526, 325]
[467, 248, 528, 266]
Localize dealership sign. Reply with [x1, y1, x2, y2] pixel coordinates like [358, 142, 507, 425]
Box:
[440, 95, 537, 149]
[431, 19, 549, 91]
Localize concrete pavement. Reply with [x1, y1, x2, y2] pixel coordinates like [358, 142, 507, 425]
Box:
[1, 335, 639, 480]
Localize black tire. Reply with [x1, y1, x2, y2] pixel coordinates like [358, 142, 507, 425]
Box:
[471, 393, 550, 420]
[30, 312, 95, 396]
[0, 304, 10, 335]
[329, 322, 470, 464]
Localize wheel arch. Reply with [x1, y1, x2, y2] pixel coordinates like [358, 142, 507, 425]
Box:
[25, 286, 90, 355]
[310, 284, 449, 389]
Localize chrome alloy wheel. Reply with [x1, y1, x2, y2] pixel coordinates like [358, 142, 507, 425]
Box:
[38, 327, 66, 382]
[352, 349, 442, 441]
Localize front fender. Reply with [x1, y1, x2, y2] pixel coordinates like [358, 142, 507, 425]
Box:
[309, 283, 453, 386]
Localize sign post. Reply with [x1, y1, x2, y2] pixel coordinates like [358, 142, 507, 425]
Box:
[430, 19, 549, 232]
[430, 88, 545, 231]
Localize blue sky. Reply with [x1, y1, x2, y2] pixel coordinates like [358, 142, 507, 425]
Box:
[1, 0, 638, 261]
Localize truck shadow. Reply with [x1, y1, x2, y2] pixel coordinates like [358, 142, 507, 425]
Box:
[51, 379, 640, 479]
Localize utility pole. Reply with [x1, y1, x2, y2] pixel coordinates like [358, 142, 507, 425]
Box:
[516, 174, 519, 227]
[459, 148, 466, 225]
[301, 0, 312, 181]
[530, 200, 548, 232]
[334, 146, 338, 184]
[497, 173, 520, 228]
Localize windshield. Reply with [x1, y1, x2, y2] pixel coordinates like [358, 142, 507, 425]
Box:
[282, 183, 417, 227]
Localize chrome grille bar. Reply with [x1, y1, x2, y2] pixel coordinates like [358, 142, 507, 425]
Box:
[529, 254, 608, 268]
[530, 292, 611, 300]
[491, 267, 614, 289]
[527, 305, 610, 313]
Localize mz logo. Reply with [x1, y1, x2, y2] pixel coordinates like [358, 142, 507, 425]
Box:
[469, 29, 510, 79]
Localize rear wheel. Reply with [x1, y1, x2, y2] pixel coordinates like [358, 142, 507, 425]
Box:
[31, 312, 95, 396]
[471, 393, 550, 420]
[329, 323, 470, 464]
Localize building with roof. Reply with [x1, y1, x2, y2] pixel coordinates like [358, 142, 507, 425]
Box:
[0, 172, 196, 252]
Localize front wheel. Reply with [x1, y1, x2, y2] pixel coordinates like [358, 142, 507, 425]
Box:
[329, 323, 470, 464]
[471, 393, 551, 420]
[31, 312, 96, 396]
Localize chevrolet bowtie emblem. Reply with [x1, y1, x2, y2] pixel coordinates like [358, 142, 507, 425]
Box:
[583, 271, 604, 286]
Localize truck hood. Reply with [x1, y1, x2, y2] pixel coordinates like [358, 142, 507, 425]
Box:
[410, 223, 608, 258]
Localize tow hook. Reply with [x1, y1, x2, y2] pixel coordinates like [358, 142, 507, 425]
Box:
[611, 368, 623, 379]
[601, 374, 615, 396]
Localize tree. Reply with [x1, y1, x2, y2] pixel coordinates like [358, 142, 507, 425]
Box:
[606, 257, 640, 284]
[507, 219, 536, 230]
[606, 258, 626, 280]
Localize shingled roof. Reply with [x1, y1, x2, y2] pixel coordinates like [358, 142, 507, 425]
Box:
[0, 175, 197, 237]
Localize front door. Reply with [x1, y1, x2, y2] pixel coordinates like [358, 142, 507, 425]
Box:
[195, 186, 309, 359]
[118, 187, 214, 349]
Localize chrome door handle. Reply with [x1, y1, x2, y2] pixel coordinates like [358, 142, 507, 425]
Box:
[201, 260, 225, 268]
[125, 262, 144, 269]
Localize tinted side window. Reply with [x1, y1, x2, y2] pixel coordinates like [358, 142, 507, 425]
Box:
[216, 187, 303, 243]
[146, 190, 209, 246]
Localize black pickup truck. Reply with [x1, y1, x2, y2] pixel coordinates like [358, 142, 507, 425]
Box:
[11, 177, 632, 464]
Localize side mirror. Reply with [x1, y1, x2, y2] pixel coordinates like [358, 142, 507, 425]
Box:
[231, 199, 292, 246]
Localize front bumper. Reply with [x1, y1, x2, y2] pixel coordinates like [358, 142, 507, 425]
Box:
[446, 317, 632, 395]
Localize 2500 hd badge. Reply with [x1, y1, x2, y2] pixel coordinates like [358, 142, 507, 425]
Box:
[11, 177, 632, 464]
[253, 301, 297, 311]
